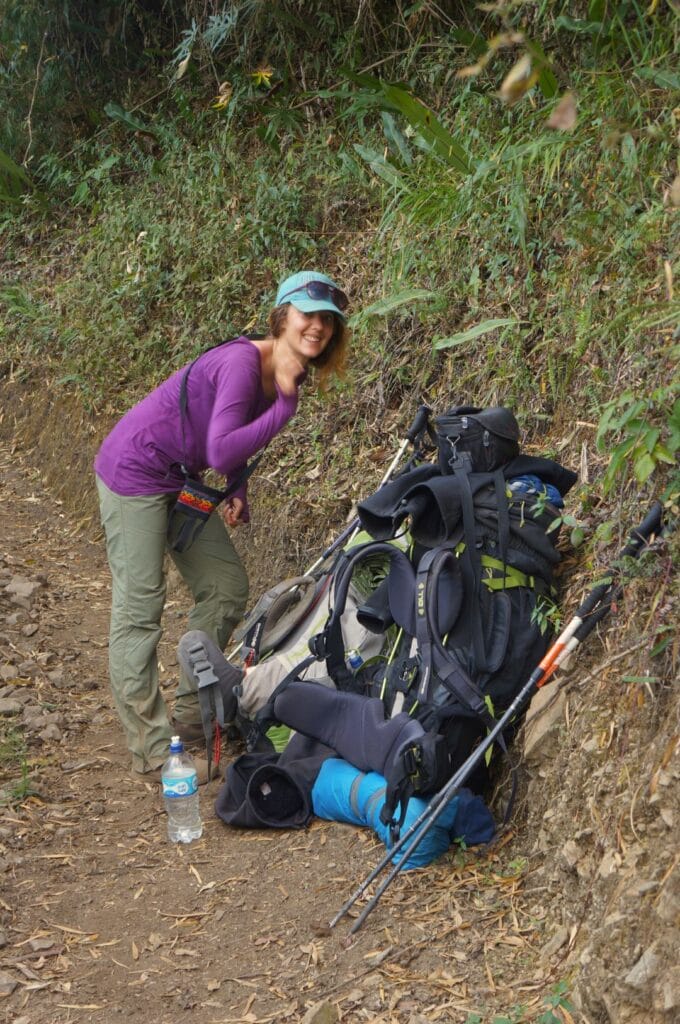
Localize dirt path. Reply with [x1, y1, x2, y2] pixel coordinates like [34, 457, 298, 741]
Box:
[0, 439, 644, 1024]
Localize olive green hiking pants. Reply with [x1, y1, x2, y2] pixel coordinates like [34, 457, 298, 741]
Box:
[96, 476, 248, 772]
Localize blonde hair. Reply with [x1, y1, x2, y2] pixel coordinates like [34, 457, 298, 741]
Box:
[268, 305, 348, 390]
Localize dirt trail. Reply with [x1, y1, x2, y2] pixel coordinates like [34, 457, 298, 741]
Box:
[0, 437, 677, 1024]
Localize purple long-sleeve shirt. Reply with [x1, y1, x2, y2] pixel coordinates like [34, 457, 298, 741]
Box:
[94, 337, 298, 520]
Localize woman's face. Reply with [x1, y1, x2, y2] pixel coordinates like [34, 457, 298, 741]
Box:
[279, 305, 335, 365]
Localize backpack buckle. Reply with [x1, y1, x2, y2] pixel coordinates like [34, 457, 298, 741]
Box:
[308, 630, 328, 659]
[403, 744, 422, 781]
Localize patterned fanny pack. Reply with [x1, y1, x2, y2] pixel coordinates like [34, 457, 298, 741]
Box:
[167, 477, 230, 553]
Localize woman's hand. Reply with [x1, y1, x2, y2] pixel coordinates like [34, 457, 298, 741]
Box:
[272, 343, 306, 396]
[221, 497, 245, 528]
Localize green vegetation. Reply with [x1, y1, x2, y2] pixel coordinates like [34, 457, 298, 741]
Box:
[2, 2, 677, 512]
[464, 979, 575, 1023]
[0, 725, 31, 805]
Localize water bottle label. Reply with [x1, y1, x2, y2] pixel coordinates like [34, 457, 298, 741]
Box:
[162, 773, 198, 798]
[347, 649, 363, 671]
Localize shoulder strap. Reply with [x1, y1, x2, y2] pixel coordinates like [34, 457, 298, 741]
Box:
[321, 542, 417, 689]
[178, 335, 266, 494]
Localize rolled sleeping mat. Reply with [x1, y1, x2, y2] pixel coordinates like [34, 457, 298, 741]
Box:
[311, 758, 495, 870]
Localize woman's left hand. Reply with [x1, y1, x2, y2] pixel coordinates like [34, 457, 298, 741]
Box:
[221, 497, 245, 528]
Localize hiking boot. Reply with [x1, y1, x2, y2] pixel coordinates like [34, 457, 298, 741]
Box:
[193, 755, 220, 785]
[131, 755, 219, 786]
[170, 717, 205, 744]
[131, 764, 164, 784]
[177, 631, 243, 726]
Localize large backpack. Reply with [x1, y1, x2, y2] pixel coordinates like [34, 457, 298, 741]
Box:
[253, 405, 577, 829]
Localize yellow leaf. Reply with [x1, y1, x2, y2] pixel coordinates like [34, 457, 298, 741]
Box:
[670, 175, 680, 208]
[174, 55, 191, 81]
[546, 91, 578, 132]
[211, 82, 232, 110]
[456, 62, 483, 80]
[131, 940, 139, 961]
[498, 55, 539, 105]
[250, 64, 273, 87]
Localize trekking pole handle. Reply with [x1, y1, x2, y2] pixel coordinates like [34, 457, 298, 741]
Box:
[574, 500, 664, 622]
[622, 500, 663, 557]
[405, 404, 432, 444]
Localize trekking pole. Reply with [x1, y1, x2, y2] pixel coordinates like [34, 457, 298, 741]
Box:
[305, 404, 432, 576]
[330, 500, 665, 934]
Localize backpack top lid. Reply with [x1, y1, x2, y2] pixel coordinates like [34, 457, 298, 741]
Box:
[435, 405, 520, 474]
[437, 406, 520, 441]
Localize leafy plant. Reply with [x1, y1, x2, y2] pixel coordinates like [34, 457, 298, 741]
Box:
[531, 595, 562, 637]
[547, 511, 586, 549]
[0, 147, 32, 205]
[596, 386, 679, 494]
[537, 979, 575, 1023]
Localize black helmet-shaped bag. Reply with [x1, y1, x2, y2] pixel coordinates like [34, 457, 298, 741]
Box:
[434, 405, 520, 474]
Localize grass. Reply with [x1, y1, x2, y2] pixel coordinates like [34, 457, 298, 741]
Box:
[0, 725, 31, 805]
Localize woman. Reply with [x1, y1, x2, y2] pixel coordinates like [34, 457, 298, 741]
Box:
[94, 270, 349, 783]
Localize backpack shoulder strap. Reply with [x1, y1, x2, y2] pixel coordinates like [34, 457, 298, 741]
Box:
[319, 541, 416, 689]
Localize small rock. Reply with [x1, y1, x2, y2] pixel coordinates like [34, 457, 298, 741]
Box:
[0, 970, 18, 996]
[541, 925, 569, 959]
[561, 839, 581, 871]
[654, 965, 680, 1013]
[0, 929, 8, 948]
[659, 807, 673, 828]
[0, 698, 22, 716]
[21, 623, 39, 637]
[598, 848, 622, 878]
[5, 576, 42, 609]
[523, 686, 566, 764]
[0, 665, 19, 682]
[655, 889, 680, 924]
[624, 945, 660, 990]
[39, 724, 63, 742]
[23, 709, 64, 733]
[301, 1002, 339, 1024]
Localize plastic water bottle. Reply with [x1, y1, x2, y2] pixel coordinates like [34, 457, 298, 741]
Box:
[162, 736, 203, 843]
[346, 648, 364, 673]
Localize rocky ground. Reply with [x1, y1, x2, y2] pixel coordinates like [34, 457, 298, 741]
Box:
[0, 417, 678, 1024]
